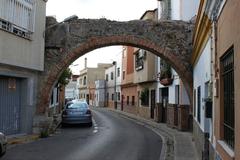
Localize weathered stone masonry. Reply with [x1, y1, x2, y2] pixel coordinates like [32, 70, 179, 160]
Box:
[37, 17, 194, 116]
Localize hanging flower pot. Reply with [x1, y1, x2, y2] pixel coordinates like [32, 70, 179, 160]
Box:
[160, 78, 173, 86]
[158, 59, 173, 86]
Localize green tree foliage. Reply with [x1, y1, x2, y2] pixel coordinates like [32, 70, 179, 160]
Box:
[58, 68, 72, 86]
[160, 60, 172, 80]
[140, 88, 149, 106]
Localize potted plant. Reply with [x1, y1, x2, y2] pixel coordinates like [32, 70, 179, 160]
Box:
[159, 60, 173, 86]
[140, 88, 149, 106]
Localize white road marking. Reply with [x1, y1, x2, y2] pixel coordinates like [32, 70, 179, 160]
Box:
[92, 118, 98, 134]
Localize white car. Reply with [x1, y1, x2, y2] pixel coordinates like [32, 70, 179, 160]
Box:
[0, 132, 7, 157]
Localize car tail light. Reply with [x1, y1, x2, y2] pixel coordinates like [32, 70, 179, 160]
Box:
[86, 109, 91, 115]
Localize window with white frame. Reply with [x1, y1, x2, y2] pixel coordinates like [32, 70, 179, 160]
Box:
[135, 49, 145, 71]
[0, 0, 36, 39]
[117, 67, 120, 77]
[111, 72, 114, 80]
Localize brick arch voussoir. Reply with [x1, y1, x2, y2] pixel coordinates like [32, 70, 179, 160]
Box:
[37, 35, 192, 114]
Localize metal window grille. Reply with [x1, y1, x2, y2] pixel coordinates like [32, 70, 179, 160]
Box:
[0, 0, 36, 39]
[117, 68, 120, 77]
[197, 86, 201, 123]
[111, 72, 114, 80]
[132, 96, 135, 106]
[221, 47, 234, 149]
[193, 89, 196, 117]
[135, 50, 144, 71]
[117, 92, 120, 101]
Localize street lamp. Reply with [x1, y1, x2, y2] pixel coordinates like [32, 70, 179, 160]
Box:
[112, 61, 117, 109]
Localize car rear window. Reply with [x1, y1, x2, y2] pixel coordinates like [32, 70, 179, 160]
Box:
[66, 103, 88, 109]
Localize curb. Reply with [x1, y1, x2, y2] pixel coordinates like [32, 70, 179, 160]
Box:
[7, 134, 40, 146]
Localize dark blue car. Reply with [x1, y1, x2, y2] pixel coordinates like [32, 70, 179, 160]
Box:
[62, 100, 92, 127]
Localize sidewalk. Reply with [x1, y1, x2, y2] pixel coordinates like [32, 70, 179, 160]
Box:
[107, 108, 199, 160]
[6, 134, 40, 148]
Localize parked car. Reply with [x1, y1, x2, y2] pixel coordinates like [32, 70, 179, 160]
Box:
[62, 100, 92, 126]
[0, 132, 7, 157]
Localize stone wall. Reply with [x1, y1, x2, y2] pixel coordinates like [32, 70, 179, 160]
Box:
[167, 104, 178, 128]
[37, 17, 195, 116]
[193, 119, 205, 159]
[177, 105, 190, 131]
[123, 105, 138, 115]
[138, 107, 151, 120]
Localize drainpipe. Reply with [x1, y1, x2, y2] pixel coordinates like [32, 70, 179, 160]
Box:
[211, 18, 218, 149]
[84, 58, 87, 69]
[112, 61, 117, 109]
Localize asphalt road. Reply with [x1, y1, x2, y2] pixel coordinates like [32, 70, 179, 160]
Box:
[2, 108, 162, 160]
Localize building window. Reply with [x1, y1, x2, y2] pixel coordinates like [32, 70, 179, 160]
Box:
[193, 89, 196, 117]
[83, 76, 86, 85]
[50, 91, 54, 106]
[221, 47, 234, 149]
[117, 67, 120, 77]
[132, 96, 135, 106]
[122, 71, 125, 80]
[140, 88, 149, 106]
[56, 86, 59, 104]
[0, 0, 36, 39]
[112, 94, 114, 101]
[175, 85, 179, 104]
[111, 72, 114, 80]
[197, 86, 201, 123]
[127, 96, 129, 105]
[106, 74, 108, 81]
[135, 50, 145, 71]
[117, 92, 120, 101]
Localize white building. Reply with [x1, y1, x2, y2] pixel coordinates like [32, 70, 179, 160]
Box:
[191, 1, 227, 158]
[104, 63, 120, 109]
[0, 0, 47, 135]
[95, 80, 106, 107]
[65, 75, 80, 100]
[156, 0, 199, 124]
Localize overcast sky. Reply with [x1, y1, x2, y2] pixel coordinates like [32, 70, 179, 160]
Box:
[46, 0, 157, 74]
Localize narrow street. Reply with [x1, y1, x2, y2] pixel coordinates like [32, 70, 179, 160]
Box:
[2, 108, 162, 160]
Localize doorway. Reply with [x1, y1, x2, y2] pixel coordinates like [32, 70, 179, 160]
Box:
[150, 90, 156, 119]
[161, 87, 168, 123]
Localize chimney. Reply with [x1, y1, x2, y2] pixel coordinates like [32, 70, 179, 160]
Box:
[84, 58, 87, 69]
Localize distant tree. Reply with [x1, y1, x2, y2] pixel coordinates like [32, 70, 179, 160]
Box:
[58, 68, 72, 86]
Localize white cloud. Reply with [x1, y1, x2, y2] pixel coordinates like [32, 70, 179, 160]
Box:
[46, 0, 157, 21]
[46, 0, 157, 74]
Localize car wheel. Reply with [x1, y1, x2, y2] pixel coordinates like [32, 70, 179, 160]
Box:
[88, 122, 93, 127]
[0, 145, 5, 157]
[61, 123, 66, 128]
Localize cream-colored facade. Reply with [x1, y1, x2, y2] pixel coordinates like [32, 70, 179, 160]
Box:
[0, 0, 47, 135]
[0, 0, 46, 71]
[214, 0, 240, 159]
[192, 0, 240, 159]
[132, 10, 158, 119]
[79, 62, 112, 104]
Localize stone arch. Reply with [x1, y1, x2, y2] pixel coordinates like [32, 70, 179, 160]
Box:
[37, 17, 194, 114]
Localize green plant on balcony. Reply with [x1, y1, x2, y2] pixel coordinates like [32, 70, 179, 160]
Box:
[58, 68, 72, 86]
[159, 60, 173, 86]
[140, 88, 149, 106]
